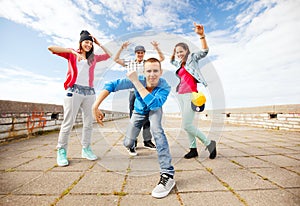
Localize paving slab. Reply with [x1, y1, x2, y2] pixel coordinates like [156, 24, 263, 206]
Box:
[0, 117, 299, 206]
[238, 189, 300, 206]
[180, 191, 244, 206]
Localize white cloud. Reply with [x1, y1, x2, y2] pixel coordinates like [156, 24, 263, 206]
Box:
[0, 0, 108, 47]
[0, 66, 64, 104]
[208, 0, 300, 107]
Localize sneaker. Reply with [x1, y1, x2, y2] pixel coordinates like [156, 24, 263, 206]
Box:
[206, 140, 217, 159]
[134, 140, 138, 148]
[82, 146, 98, 160]
[144, 140, 156, 150]
[57, 148, 69, 166]
[184, 148, 198, 159]
[152, 173, 175, 198]
[127, 147, 137, 156]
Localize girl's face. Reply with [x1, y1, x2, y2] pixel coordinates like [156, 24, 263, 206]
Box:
[81, 40, 93, 52]
[175, 46, 187, 60]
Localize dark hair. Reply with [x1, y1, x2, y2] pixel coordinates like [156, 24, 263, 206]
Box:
[79, 30, 94, 65]
[79, 44, 94, 66]
[171, 42, 190, 67]
[144, 57, 161, 69]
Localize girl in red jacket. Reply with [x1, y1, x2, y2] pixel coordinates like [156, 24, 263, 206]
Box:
[48, 30, 111, 166]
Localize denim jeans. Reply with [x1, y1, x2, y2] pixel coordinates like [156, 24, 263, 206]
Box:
[129, 90, 152, 142]
[123, 108, 174, 176]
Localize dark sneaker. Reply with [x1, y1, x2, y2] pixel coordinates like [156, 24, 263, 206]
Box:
[151, 173, 175, 198]
[144, 140, 156, 150]
[134, 140, 137, 148]
[184, 148, 198, 159]
[206, 140, 217, 159]
[127, 147, 137, 156]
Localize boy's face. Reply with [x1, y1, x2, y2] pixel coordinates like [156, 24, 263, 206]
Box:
[144, 61, 162, 87]
[135, 51, 145, 62]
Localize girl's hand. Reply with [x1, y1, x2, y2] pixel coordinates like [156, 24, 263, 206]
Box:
[194, 22, 205, 36]
[72, 50, 85, 61]
[90, 35, 101, 46]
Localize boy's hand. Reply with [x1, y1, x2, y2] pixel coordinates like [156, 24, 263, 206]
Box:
[93, 107, 104, 126]
[127, 70, 139, 83]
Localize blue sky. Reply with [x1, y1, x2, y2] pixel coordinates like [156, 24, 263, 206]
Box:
[0, 0, 299, 113]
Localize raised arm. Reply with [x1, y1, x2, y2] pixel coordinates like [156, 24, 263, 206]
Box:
[151, 41, 165, 62]
[194, 22, 208, 50]
[91, 35, 112, 57]
[126, 70, 149, 98]
[48, 46, 85, 61]
[114, 41, 130, 66]
[48, 46, 75, 55]
[92, 90, 110, 126]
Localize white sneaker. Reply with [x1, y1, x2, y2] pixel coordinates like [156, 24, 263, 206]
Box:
[151, 173, 175, 198]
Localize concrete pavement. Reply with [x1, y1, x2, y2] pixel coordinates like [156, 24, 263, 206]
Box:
[0, 117, 299, 206]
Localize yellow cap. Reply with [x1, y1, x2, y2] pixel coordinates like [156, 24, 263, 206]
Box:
[191, 92, 206, 106]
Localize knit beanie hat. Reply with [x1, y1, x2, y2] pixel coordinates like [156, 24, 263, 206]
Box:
[79, 30, 93, 43]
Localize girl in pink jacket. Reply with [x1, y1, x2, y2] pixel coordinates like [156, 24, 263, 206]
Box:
[48, 30, 111, 166]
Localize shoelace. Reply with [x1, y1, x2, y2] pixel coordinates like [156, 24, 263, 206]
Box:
[59, 149, 66, 156]
[158, 174, 169, 186]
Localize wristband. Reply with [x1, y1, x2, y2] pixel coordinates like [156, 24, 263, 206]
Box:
[200, 35, 205, 39]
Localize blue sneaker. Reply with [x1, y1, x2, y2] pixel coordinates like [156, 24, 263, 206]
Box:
[57, 148, 69, 166]
[82, 146, 98, 160]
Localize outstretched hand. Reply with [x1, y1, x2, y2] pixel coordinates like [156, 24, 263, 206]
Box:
[126, 70, 139, 83]
[194, 22, 205, 36]
[151, 41, 159, 49]
[122, 41, 130, 49]
[93, 107, 104, 126]
[74, 52, 86, 62]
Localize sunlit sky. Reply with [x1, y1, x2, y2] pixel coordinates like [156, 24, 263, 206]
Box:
[0, 0, 299, 113]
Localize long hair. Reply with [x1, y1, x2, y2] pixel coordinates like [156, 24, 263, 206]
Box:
[79, 43, 94, 66]
[171, 42, 190, 67]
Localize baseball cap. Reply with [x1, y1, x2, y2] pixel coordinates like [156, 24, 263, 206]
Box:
[134, 45, 145, 53]
[191, 92, 206, 106]
[191, 92, 206, 112]
[191, 102, 205, 112]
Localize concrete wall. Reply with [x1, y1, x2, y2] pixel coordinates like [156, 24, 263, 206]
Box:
[166, 104, 300, 131]
[0, 100, 128, 143]
[1, 100, 299, 143]
[197, 104, 300, 131]
[222, 104, 300, 131]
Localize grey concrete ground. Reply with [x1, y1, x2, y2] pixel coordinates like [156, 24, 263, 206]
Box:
[0, 117, 299, 206]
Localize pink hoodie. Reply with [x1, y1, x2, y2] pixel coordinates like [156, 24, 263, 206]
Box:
[54, 49, 110, 89]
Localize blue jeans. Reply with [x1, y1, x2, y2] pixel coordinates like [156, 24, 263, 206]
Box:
[123, 108, 174, 176]
[129, 91, 152, 141]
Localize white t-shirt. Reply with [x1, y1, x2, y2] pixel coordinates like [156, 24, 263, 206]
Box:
[75, 59, 89, 86]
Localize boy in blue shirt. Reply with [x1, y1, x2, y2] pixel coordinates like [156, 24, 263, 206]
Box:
[93, 57, 175, 198]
